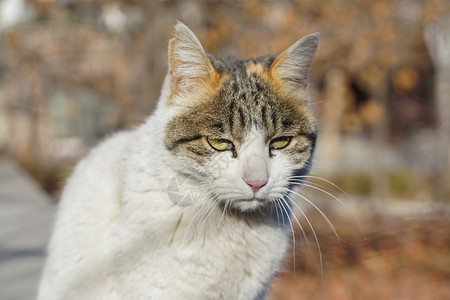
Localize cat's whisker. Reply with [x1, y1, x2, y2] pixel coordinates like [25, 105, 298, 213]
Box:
[218, 199, 229, 227]
[279, 198, 304, 274]
[198, 196, 223, 234]
[193, 197, 221, 239]
[285, 193, 323, 276]
[289, 175, 350, 197]
[191, 208, 212, 241]
[275, 199, 287, 231]
[309, 100, 327, 105]
[288, 176, 347, 198]
[298, 182, 362, 231]
[280, 196, 313, 274]
[199, 192, 228, 233]
[274, 199, 287, 229]
[183, 200, 213, 243]
[287, 178, 335, 194]
[282, 193, 310, 251]
[276, 199, 296, 269]
[288, 176, 365, 238]
[288, 189, 342, 247]
[273, 199, 282, 229]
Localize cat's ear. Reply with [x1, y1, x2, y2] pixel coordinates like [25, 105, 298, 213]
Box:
[167, 22, 219, 103]
[270, 33, 319, 98]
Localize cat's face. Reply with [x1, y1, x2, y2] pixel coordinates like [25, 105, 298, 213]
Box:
[162, 23, 318, 212]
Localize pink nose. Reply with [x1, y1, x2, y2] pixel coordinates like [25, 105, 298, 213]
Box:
[244, 179, 268, 193]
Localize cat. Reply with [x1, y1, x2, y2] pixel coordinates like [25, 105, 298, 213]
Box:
[38, 22, 318, 300]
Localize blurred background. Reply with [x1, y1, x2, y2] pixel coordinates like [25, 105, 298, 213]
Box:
[0, 0, 449, 299]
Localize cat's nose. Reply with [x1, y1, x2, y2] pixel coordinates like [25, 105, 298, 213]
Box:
[244, 179, 268, 193]
[243, 155, 268, 193]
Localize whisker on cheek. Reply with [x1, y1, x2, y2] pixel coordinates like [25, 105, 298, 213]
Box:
[288, 175, 365, 238]
[282, 194, 310, 250]
[288, 189, 342, 246]
[285, 193, 323, 275]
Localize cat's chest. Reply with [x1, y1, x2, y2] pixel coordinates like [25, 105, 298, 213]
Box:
[109, 208, 288, 298]
[114, 207, 286, 261]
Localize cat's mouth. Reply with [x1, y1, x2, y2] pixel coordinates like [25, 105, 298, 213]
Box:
[238, 197, 264, 202]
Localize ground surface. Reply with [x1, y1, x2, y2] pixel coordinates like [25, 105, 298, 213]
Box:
[0, 159, 54, 300]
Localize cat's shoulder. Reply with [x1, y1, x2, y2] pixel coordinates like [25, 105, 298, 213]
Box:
[73, 130, 134, 178]
[92, 130, 133, 156]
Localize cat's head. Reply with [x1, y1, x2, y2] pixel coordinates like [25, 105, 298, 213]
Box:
[161, 22, 318, 212]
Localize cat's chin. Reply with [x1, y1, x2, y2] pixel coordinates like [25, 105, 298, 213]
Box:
[231, 198, 271, 212]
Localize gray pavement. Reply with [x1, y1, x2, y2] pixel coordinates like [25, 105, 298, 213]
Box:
[0, 159, 54, 300]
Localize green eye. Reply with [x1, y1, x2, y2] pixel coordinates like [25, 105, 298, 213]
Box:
[270, 136, 292, 150]
[207, 137, 233, 151]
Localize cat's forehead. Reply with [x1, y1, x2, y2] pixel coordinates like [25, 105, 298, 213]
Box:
[208, 55, 279, 114]
[208, 55, 275, 79]
[206, 57, 312, 140]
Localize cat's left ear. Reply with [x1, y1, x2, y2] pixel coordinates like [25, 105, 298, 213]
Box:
[270, 33, 319, 98]
[167, 22, 219, 103]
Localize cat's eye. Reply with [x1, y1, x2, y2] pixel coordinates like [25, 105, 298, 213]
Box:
[270, 136, 292, 150]
[207, 137, 233, 151]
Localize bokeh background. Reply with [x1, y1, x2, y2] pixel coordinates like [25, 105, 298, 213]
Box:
[0, 0, 449, 299]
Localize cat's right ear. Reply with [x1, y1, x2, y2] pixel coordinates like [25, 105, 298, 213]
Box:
[167, 22, 220, 104]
